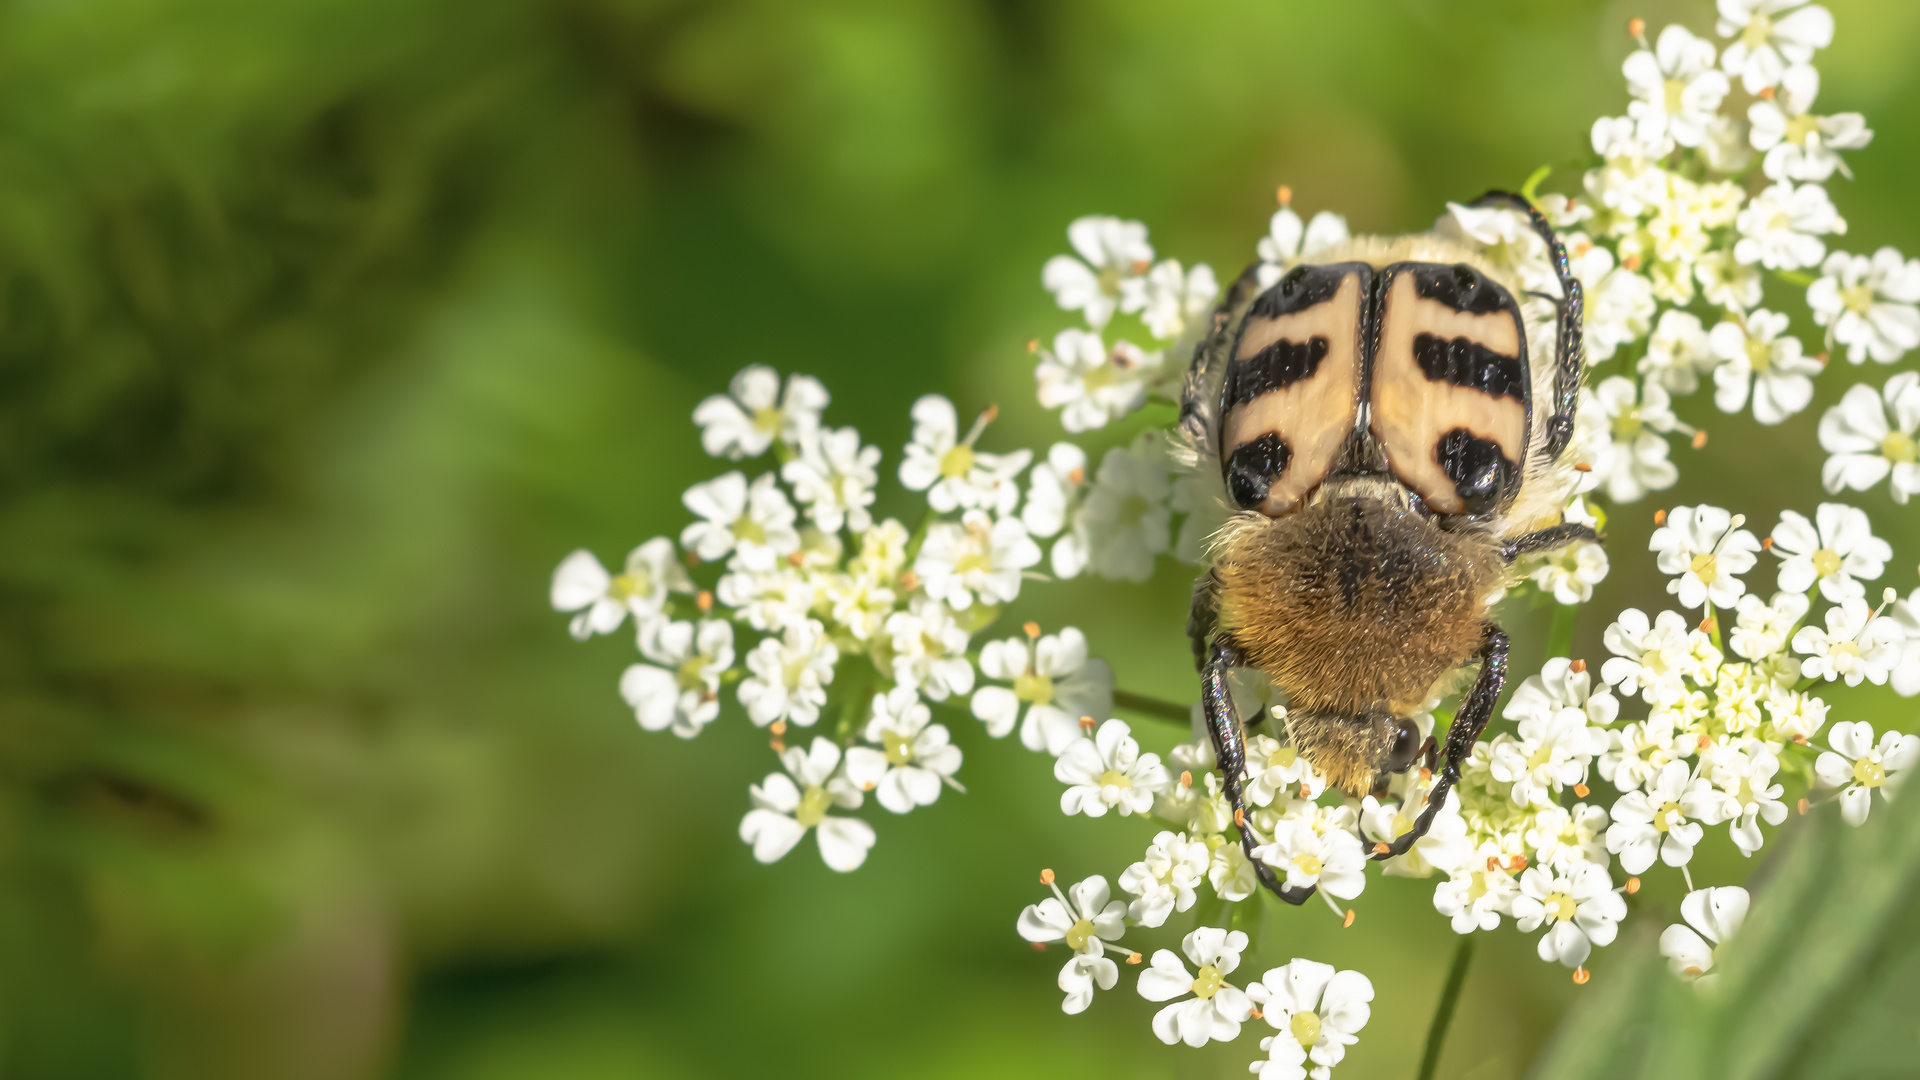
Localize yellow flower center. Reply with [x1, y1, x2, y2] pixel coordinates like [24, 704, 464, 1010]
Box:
[1292, 1010, 1323, 1050]
[1812, 549, 1843, 579]
[1191, 965, 1225, 1000]
[1013, 671, 1056, 704]
[795, 784, 832, 827]
[1117, 493, 1151, 526]
[1690, 552, 1719, 584]
[1842, 282, 1878, 315]
[1064, 917, 1096, 951]
[1785, 113, 1821, 146]
[1611, 408, 1645, 442]
[1653, 801, 1683, 833]
[676, 655, 711, 691]
[1467, 871, 1492, 903]
[1663, 78, 1688, 116]
[883, 729, 916, 766]
[732, 516, 768, 546]
[1544, 892, 1578, 923]
[954, 552, 994, 575]
[1830, 640, 1863, 666]
[1082, 363, 1119, 392]
[1741, 14, 1773, 50]
[1268, 745, 1297, 769]
[1293, 853, 1324, 876]
[1855, 757, 1887, 789]
[1882, 430, 1918, 465]
[609, 570, 649, 602]
[939, 444, 976, 479]
[752, 405, 782, 434]
[1099, 769, 1133, 790]
[1391, 811, 1414, 839]
[1746, 337, 1773, 373]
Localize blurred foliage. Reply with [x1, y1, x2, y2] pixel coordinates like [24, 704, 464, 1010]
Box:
[2, 0, 1919, 1077]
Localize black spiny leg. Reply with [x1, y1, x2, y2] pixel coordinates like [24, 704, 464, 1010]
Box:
[1187, 572, 1220, 672]
[1500, 523, 1601, 562]
[1203, 640, 1316, 905]
[1474, 190, 1585, 462]
[1371, 624, 1510, 861]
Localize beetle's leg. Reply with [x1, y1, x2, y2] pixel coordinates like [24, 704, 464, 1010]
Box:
[1371, 623, 1509, 861]
[1500, 523, 1601, 562]
[1474, 190, 1584, 462]
[1204, 639, 1316, 905]
[1188, 571, 1220, 672]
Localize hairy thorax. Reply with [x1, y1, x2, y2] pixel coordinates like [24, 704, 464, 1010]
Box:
[1211, 485, 1506, 790]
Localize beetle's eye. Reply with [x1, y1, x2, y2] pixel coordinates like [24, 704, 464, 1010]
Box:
[1384, 717, 1422, 774]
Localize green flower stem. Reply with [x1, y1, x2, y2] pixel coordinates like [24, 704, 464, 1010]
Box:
[1111, 689, 1192, 726]
[902, 508, 939, 567]
[1705, 601, 1724, 653]
[1416, 933, 1477, 1080]
[834, 659, 876, 745]
[1546, 603, 1578, 660]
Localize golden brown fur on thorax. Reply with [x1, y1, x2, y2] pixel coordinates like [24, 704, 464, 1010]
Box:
[1210, 485, 1509, 792]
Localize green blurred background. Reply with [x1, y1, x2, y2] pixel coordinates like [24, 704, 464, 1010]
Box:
[4, 0, 1920, 1077]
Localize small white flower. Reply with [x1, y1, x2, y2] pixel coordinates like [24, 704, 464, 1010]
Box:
[914, 510, 1042, 611]
[1730, 591, 1811, 660]
[1695, 250, 1766, 311]
[1072, 433, 1173, 582]
[1764, 685, 1829, 741]
[1734, 181, 1845, 270]
[1703, 744, 1790, 854]
[1568, 239, 1655, 361]
[1511, 863, 1627, 968]
[1650, 505, 1762, 611]
[1891, 590, 1920, 697]
[1526, 802, 1611, 875]
[1708, 310, 1822, 425]
[1208, 842, 1260, 903]
[719, 566, 819, 634]
[1121, 259, 1218, 341]
[1137, 927, 1253, 1048]
[971, 626, 1114, 753]
[739, 738, 873, 870]
[1493, 658, 1616, 807]
[781, 426, 880, 534]
[898, 395, 1031, 514]
[1808, 248, 1920, 365]
[1601, 717, 1682, 794]
[1056, 719, 1169, 818]
[1819, 374, 1920, 503]
[844, 685, 963, 814]
[1771, 503, 1890, 602]
[550, 538, 693, 640]
[1018, 872, 1127, 954]
[1814, 721, 1920, 824]
[1526, 538, 1611, 605]
[621, 618, 735, 738]
[1748, 64, 1871, 181]
[1433, 844, 1522, 933]
[1602, 608, 1697, 705]
[1576, 377, 1680, 503]
[1043, 216, 1153, 330]
[1022, 442, 1087, 539]
[1585, 118, 1675, 219]
[1793, 595, 1903, 686]
[1252, 820, 1367, 900]
[1244, 733, 1328, 808]
[884, 595, 976, 702]
[1660, 886, 1749, 989]
[1035, 328, 1159, 434]
[1640, 310, 1715, 394]
[692, 366, 829, 461]
[1256, 206, 1350, 287]
[1624, 25, 1730, 149]
[680, 471, 802, 571]
[737, 619, 838, 728]
[1606, 761, 1715, 873]
[1717, 0, 1835, 92]
[1362, 784, 1472, 879]
[1054, 953, 1119, 1016]
[1119, 831, 1211, 928]
[1439, 202, 1557, 293]
[1246, 960, 1374, 1080]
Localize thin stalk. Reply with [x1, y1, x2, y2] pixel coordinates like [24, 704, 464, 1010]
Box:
[1111, 689, 1192, 726]
[1416, 934, 1476, 1080]
[1545, 603, 1578, 659]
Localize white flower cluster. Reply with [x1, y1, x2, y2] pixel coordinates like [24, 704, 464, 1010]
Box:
[553, 364, 1129, 872]
[1006, 7, 1920, 1066]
